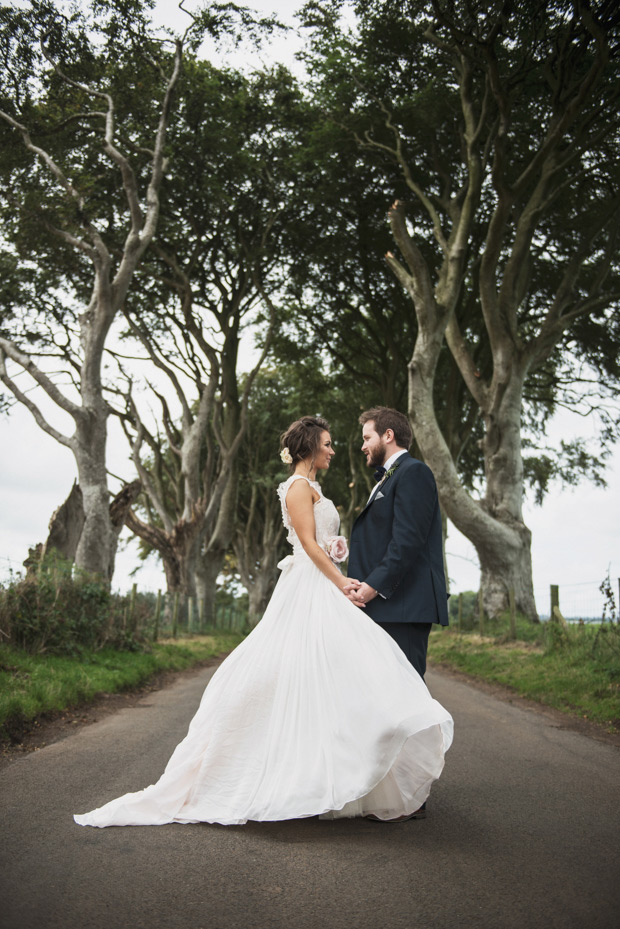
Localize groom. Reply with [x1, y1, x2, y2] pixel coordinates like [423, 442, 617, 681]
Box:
[345, 407, 449, 679]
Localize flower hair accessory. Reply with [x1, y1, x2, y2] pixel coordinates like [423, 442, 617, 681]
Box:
[326, 536, 349, 564]
[280, 447, 293, 464]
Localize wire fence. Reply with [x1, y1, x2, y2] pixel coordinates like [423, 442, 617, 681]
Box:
[534, 580, 617, 622]
[0, 556, 248, 640]
[150, 589, 247, 637]
[1, 555, 617, 625]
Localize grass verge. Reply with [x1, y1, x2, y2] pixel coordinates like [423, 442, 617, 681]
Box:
[428, 618, 620, 732]
[0, 633, 245, 743]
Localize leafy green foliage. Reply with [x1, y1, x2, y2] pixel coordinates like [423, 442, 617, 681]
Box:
[298, 0, 620, 495]
[599, 569, 618, 623]
[523, 438, 609, 505]
[0, 555, 152, 654]
[119, 58, 305, 371]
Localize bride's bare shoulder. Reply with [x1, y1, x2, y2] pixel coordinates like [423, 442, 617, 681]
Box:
[285, 475, 320, 506]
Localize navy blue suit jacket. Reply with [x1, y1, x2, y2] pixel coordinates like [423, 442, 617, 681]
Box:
[348, 454, 449, 626]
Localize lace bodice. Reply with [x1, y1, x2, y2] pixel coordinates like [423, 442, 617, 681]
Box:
[277, 475, 340, 559]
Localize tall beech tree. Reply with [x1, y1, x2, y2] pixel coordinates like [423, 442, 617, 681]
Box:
[114, 62, 301, 616]
[273, 109, 487, 503]
[303, 0, 620, 618]
[0, 0, 188, 579]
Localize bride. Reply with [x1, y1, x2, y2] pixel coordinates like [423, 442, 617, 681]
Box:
[74, 416, 453, 827]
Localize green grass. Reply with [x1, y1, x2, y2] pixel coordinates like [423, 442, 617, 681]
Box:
[5, 614, 618, 743]
[0, 633, 245, 742]
[428, 618, 620, 731]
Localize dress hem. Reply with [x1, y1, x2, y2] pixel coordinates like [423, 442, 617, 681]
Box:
[73, 715, 453, 828]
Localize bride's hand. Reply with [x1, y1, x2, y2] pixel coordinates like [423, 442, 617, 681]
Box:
[342, 578, 366, 607]
[342, 578, 361, 592]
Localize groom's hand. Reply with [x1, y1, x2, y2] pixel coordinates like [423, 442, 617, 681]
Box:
[345, 581, 378, 608]
[343, 579, 364, 608]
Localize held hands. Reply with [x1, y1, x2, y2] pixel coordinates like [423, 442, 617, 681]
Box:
[342, 580, 378, 609]
[341, 578, 364, 607]
[341, 578, 361, 596]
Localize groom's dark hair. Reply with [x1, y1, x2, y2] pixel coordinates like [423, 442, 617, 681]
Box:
[359, 407, 412, 449]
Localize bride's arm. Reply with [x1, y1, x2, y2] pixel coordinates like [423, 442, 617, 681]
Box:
[286, 480, 360, 595]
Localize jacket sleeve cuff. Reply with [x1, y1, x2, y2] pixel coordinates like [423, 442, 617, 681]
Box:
[365, 569, 393, 600]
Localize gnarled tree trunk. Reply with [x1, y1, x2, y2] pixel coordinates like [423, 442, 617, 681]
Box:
[195, 549, 225, 627]
[388, 197, 538, 619]
[0, 33, 184, 584]
[407, 319, 537, 618]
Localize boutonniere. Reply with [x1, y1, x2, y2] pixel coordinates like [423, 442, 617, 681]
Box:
[383, 462, 401, 480]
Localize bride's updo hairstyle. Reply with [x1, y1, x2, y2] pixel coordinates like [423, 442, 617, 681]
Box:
[280, 416, 330, 474]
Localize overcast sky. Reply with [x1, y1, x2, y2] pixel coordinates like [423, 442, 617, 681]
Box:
[0, 400, 618, 619]
[0, 0, 617, 619]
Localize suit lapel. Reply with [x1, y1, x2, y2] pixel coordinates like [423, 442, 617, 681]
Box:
[355, 456, 408, 521]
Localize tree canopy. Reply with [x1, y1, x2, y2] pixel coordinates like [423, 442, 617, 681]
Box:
[1, 0, 619, 620]
[297, 0, 620, 616]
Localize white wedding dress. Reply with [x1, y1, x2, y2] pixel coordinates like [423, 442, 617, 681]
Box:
[74, 475, 453, 827]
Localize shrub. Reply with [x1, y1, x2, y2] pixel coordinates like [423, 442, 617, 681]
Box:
[0, 555, 152, 655]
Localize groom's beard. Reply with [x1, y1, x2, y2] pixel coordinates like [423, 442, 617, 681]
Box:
[367, 441, 388, 470]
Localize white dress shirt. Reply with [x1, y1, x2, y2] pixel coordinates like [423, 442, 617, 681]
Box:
[366, 449, 408, 505]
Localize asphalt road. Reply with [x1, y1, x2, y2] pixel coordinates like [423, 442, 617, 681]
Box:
[1, 663, 618, 929]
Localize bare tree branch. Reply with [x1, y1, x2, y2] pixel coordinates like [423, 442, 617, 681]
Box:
[0, 348, 75, 449]
[0, 337, 83, 420]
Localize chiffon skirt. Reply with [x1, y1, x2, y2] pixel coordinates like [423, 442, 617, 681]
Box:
[74, 556, 453, 827]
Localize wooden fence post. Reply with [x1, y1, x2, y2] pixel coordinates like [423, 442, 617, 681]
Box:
[550, 584, 567, 626]
[457, 592, 463, 633]
[198, 597, 205, 631]
[478, 589, 484, 635]
[153, 590, 162, 642]
[509, 587, 516, 639]
[550, 584, 559, 617]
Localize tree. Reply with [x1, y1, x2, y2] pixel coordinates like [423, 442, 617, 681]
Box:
[0, 0, 186, 579]
[302, 0, 620, 618]
[271, 91, 486, 506]
[114, 62, 302, 618]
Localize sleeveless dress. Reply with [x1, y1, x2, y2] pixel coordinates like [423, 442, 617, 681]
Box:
[74, 475, 453, 827]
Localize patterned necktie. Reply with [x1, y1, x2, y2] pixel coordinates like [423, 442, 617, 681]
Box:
[373, 466, 387, 483]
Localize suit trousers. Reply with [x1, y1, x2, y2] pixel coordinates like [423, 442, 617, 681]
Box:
[377, 622, 432, 679]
